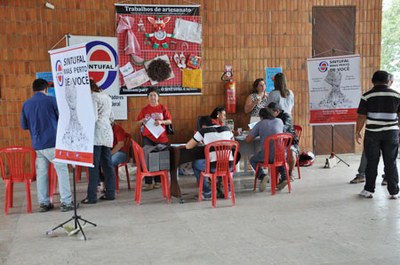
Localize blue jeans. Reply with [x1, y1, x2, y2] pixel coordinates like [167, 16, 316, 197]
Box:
[364, 131, 399, 195]
[35, 148, 72, 205]
[250, 150, 286, 181]
[87, 145, 116, 202]
[112, 151, 127, 166]
[192, 159, 212, 195]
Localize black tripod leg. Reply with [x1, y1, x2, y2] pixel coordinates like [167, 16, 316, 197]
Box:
[77, 216, 97, 227]
[334, 154, 350, 167]
[46, 217, 74, 235]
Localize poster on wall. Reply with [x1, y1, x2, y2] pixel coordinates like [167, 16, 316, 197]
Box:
[307, 54, 361, 125]
[115, 4, 202, 96]
[68, 35, 127, 120]
[265, 67, 282, 93]
[36, 72, 56, 97]
[49, 44, 95, 167]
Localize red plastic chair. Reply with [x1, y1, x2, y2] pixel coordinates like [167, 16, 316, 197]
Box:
[114, 133, 132, 192]
[131, 139, 170, 205]
[0, 146, 36, 215]
[293, 125, 303, 179]
[198, 140, 239, 208]
[253, 133, 293, 195]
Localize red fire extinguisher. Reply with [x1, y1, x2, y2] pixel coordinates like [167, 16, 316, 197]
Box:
[221, 65, 236, 114]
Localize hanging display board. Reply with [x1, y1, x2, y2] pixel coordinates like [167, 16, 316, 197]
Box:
[307, 54, 361, 125]
[115, 4, 202, 96]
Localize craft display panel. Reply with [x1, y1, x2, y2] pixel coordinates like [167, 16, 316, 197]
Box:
[115, 4, 202, 96]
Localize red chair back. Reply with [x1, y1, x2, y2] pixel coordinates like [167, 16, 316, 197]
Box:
[204, 140, 239, 174]
[131, 139, 149, 175]
[131, 139, 170, 205]
[200, 140, 239, 208]
[0, 146, 36, 182]
[0, 146, 36, 214]
[254, 133, 293, 195]
[293, 125, 303, 143]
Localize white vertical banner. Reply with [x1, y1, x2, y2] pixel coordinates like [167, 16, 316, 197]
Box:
[68, 35, 127, 120]
[49, 44, 95, 166]
[307, 54, 361, 125]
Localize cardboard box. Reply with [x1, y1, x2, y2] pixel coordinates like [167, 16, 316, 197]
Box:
[146, 150, 170, 172]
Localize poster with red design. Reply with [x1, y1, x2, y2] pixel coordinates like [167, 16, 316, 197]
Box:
[307, 54, 361, 125]
[49, 44, 95, 166]
[115, 4, 202, 96]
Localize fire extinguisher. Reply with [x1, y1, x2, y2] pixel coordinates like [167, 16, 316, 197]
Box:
[221, 66, 236, 114]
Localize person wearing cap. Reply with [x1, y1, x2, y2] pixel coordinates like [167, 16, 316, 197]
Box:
[268, 102, 299, 181]
[136, 87, 172, 191]
[21, 78, 73, 212]
[245, 108, 288, 192]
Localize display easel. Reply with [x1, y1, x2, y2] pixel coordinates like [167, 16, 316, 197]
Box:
[46, 167, 96, 240]
[329, 125, 350, 167]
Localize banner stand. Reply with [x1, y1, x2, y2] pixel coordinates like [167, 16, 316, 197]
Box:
[46, 167, 96, 240]
[328, 125, 350, 167]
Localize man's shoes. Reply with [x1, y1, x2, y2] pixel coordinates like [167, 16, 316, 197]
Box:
[60, 202, 74, 212]
[143, 183, 154, 191]
[381, 178, 388, 186]
[276, 179, 288, 191]
[81, 198, 96, 204]
[359, 189, 373, 198]
[289, 175, 295, 182]
[350, 175, 365, 184]
[153, 183, 161, 189]
[389, 194, 398, 200]
[259, 174, 269, 192]
[39, 203, 54, 212]
[99, 195, 115, 201]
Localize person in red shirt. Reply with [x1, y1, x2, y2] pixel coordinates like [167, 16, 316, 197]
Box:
[98, 122, 129, 192]
[136, 87, 172, 190]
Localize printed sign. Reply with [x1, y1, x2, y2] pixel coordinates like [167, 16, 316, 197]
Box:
[49, 44, 95, 166]
[68, 35, 127, 120]
[307, 54, 361, 125]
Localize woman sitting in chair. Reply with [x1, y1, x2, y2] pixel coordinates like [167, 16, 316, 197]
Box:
[210, 106, 226, 126]
[136, 87, 172, 191]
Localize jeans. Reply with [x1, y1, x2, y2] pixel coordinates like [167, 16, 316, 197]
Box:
[87, 145, 116, 202]
[192, 159, 212, 195]
[35, 148, 72, 205]
[250, 150, 286, 181]
[357, 150, 367, 177]
[112, 151, 127, 166]
[364, 131, 399, 195]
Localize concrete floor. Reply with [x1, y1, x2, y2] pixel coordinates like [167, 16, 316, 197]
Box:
[1, 154, 400, 265]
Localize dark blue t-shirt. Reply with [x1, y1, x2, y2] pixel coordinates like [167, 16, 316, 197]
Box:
[21, 92, 59, 150]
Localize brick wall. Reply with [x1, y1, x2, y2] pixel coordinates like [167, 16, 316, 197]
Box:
[0, 0, 382, 152]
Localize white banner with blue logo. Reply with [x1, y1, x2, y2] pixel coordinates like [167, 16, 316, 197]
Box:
[68, 35, 128, 120]
[307, 54, 361, 125]
[49, 44, 95, 166]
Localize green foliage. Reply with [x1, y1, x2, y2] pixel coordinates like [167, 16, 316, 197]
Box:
[381, 0, 400, 72]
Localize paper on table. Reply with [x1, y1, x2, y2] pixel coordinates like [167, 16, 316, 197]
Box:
[248, 121, 259, 130]
[144, 117, 165, 139]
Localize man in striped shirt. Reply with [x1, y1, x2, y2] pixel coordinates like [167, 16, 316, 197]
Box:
[186, 116, 233, 200]
[356, 70, 400, 199]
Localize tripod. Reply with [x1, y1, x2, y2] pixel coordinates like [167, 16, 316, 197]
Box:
[46, 167, 96, 240]
[330, 125, 350, 167]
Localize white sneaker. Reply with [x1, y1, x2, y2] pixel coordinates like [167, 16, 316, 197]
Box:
[259, 174, 269, 192]
[359, 189, 373, 198]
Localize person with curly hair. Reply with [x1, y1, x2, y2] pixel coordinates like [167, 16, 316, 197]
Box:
[244, 78, 269, 124]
